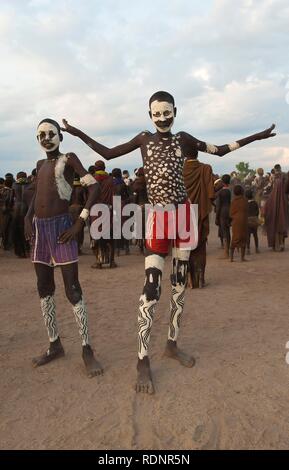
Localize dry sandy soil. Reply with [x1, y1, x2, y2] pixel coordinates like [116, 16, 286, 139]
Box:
[1, 222, 289, 450]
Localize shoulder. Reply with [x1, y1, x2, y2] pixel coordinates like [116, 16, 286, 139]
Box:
[138, 130, 152, 142]
[178, 131, 195, 141]
[65, 152, 78, 163]
[140, 130, 152, 136]
[36, 159, 46, 170]
[65, 152, 82, 170]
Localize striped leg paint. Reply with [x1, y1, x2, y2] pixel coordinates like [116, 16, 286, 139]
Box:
[40, 295, 58, 342]
[72, 297, 89, 346]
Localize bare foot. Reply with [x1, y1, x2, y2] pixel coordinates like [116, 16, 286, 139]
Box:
[135, 357, 155, 394]
[82, 345, 103, 378]
[219, 254, 229, 260]
[32, 337, 65, 367]
[164, 340, 195, 368]
[91, 262, 102, 269]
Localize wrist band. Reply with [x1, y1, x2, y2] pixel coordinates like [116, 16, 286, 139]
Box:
[80, 174, 97, 187]
[79, 208, 89, 221]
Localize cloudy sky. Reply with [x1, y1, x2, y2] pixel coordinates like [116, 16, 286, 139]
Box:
[1, 0, 289, 177]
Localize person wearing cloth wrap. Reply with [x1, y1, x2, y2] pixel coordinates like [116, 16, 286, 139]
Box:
[62, 91, 276, 394]
[25, 118, 103, 378]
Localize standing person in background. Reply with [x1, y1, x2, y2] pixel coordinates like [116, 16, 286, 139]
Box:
[1, 174, 14, 250]
[252, 168, 266, 208]
[23, 169, 37, 211]
[0, 178, 6, 248]
[214, 178, 225, 248]
[112, 168, 130, 255]
[215, 174, 232, 259]
[12, 172, 30, 258]
[264, 165, 289, 252]
[183, 158, 215, 288]
[123, 170, 132, 187]
[88, 165, 96, 176]
[91, 160, 116, 268]
[230, 185, 248, 262]
[245, 189, 260, 255]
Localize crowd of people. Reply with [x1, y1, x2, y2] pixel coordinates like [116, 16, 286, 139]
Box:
[0, 165, 147, 263]
[183, 163, 289, 288]
[1, 161, 288, 287]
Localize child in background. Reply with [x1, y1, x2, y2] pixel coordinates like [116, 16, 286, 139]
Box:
[245, 189, 260, 255]
[230, 185, 248, 262]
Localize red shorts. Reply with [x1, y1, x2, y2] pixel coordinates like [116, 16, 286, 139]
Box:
[145, 200, 198, 254]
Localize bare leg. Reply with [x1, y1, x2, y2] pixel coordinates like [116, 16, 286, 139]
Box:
[253, 228, 259, 253]
[230, 246, 234, 262]
[109, 240, 117, 268]
[165, 248, 195, 367]
[241, 246, 247, 261]
[61, 263, 103, 377]
[246, 231, 251, 255]
[136, 253, 164, 394]
[33, 263, 65, 366]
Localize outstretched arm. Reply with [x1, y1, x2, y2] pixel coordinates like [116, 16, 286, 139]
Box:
[61, 119, 142, 160]
[184, 124, 276, 157]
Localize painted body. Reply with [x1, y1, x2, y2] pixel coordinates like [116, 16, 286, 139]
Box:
[61, 90, 276, 394]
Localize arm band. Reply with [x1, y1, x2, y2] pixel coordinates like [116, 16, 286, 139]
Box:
[228, 142, 240, 151]
[79, 208, 89, 221]
[80, 173, 97, 187]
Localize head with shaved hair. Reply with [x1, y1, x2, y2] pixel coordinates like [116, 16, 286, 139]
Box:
[149, 90, 176, 134]
[37, 118, 63, 152]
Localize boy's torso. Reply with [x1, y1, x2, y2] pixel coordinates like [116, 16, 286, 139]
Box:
[34, 154, 74, 219]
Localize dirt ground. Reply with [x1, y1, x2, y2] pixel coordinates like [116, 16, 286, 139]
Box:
[1, 222, 289, 450]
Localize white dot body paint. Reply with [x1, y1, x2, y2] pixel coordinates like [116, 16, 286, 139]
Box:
[37, 122, 60, 152]
[150, 100, 175, 133]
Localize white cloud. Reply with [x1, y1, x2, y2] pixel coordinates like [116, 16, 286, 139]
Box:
[0, 0, 288, 176]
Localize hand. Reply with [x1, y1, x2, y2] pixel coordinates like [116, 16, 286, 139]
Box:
[58, 218, 84, 244]
[61, 119, 79, 136]
[24, 217, 33, 241]
[257, 123, 276, 140]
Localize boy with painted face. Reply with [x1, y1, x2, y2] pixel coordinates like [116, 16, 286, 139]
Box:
[25, 118, 102, 378]
[62, 91, 276, 394]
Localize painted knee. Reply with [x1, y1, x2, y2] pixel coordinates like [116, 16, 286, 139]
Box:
[142, 254, 165, 301]
[143, 268, 162, 301]
[65, 283, 82, 305]
[171, 248, 190, 286]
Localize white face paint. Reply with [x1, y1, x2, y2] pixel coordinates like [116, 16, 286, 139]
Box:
[150, 100, 175, 133]
[37, 122, 60, 152]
